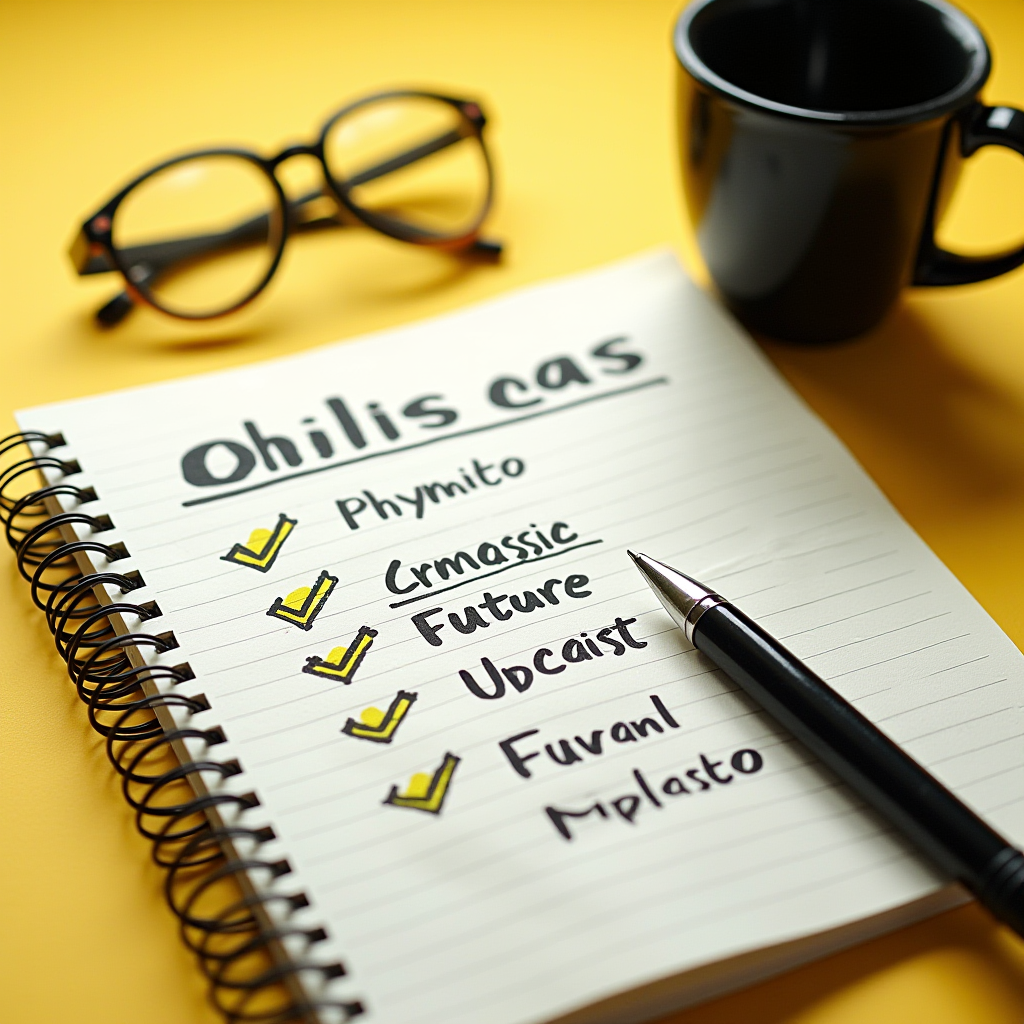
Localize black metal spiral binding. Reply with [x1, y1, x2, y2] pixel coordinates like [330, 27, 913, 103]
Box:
[1, 432, 364, 1024]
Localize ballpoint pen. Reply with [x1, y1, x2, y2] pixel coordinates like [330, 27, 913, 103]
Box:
[629, 550, 1024, 938]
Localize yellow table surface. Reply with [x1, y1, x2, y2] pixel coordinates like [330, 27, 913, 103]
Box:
[3, 2, 1024, 1022]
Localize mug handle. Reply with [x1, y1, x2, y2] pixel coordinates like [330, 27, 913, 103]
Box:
[914, 103, 1024, 286]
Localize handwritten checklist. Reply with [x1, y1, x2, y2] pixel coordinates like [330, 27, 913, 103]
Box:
[20, 252, 1024, 1024]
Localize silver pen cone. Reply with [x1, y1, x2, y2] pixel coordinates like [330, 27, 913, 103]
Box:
[627, 550, 726, 643]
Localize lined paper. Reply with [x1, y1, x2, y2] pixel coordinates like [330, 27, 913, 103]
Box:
[20, 252, 1024, 1024]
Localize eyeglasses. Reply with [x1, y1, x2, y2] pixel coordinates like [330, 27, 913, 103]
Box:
[70, 89, 500, 325]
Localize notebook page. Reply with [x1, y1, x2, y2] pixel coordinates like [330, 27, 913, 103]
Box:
[19, 252, 1024, 1024]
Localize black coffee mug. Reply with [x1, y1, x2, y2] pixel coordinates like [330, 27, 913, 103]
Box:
[674, 0, 1024, 343]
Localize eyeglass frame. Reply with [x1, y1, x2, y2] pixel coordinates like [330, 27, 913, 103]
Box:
[69, 88, 500, 325]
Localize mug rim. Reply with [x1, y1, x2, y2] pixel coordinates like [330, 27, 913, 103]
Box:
[674, 0, 991, 127]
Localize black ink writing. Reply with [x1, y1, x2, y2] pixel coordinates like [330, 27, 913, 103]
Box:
[545, 747, 765, 840]
[498, 690, 669, 778]
[336, 456, 525, 530]
[411, 573, 595, 648]
[461, 617, 646, 696]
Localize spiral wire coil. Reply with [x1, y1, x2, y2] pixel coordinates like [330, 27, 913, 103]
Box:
[1, 432, 364, 1024]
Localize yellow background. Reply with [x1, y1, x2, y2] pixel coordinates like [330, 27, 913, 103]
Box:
[2, 1, 1024, 1021]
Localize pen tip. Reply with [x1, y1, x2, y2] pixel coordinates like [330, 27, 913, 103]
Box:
[627, 549, 654, 576]
[628, 549, 658, 576]
[626, 550, 720, 625]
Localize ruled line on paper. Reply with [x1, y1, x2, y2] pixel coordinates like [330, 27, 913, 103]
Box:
[801, 612, 953, 660]
[825, 549, 900, 573]
[828, 635, 973, 679]
[775, 493, 852, 517]
[778, 591, 932, 640]
[960, 761, 1024, 791]
[902, 705, 1010, 744]
[930, 731, 1022, 768]
[875, 678, 1010, 729]
[928, 655, 990, 677]
[754, 571, 918, 618]
[844, 687, 892, 702]
[776, 530, 883, 560]
[989, 793, 1024, 813]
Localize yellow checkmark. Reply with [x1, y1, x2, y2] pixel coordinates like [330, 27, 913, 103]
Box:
[384, 753, 460, 814]
[267, 569, 337, 630]
[342, 690, 417, 742]
[221, 513, 296, 572]
[303, 625, 378, 682]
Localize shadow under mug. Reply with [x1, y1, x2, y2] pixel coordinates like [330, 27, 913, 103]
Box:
[674, 0, 1024, 344]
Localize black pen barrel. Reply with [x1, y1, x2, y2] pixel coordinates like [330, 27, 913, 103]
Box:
[693, 602, 1024, 937]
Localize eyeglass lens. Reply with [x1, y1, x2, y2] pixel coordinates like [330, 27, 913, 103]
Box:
[324, 94, 489, 241]
[111, 154, 284, 319]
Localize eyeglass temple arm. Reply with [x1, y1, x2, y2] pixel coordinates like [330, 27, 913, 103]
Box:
[343, 127, 503, 255]
[76, 209, 290, 325]
[342, 125, 501, 258]
[76, 191, 371, 325]
[341, 127, 504, 258]
[71, 209, 284, 279]
[345, 127, 468, 187]
[73, 189, 343, 327]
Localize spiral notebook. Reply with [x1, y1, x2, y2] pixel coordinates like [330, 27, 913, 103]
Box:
[6, 252, 1024, 1024]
